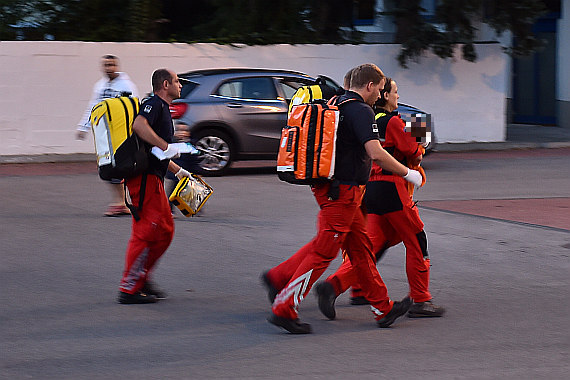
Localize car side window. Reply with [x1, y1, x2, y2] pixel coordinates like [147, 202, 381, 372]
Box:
[216, 77, 278, 100]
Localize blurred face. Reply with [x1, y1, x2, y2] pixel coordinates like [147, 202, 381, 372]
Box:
[384, 80, 399, 112]
[102, 58, 119, 80]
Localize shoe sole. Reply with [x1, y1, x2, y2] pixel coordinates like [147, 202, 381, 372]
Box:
[105, 212, 130, 217]
[407, 312, 444, 318]
[267, 314, 312, 334]
[117, 291, 158, 304]
[118, 297, 158, 304]
[377, 298, 413, 328]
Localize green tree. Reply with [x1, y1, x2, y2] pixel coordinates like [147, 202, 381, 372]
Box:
[390, 0, 547, 67]
[1, 0, 551, 68]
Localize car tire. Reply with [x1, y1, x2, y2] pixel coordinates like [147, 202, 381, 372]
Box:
[192, 129, 234, 176]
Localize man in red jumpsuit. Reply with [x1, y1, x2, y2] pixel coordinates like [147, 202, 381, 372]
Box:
[117, 68, 191, 304]
[318, 78, 445, 318]
[262, 65, 424, 333]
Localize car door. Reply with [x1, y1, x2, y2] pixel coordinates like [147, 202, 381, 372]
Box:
[213, 76, 287, 155]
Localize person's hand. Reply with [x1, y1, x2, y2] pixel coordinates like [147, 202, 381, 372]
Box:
[76, 130, 87, 140]
[175, 168, 191, 180]
[163, 144, 181, 159]
[403, 168, 422, 187]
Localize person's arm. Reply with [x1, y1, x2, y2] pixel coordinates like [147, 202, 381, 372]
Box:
[76, 81, 102, 139]
[132, 115, 168, 151]
[365, 140, 422, 186]
[167, 160, 192, 179]
[168, 160, 181, 174]
[126, 80, 139, 98]
[364, 140, 408, 176]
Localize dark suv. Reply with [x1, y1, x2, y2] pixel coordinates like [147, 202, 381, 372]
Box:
[169, 68, 342, 175]
[170, 68, 434, 175]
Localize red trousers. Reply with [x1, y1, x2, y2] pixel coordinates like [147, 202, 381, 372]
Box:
[327, 179, 432, 303]
[268, 183, 393, 320]
[119, 174, 174, 294]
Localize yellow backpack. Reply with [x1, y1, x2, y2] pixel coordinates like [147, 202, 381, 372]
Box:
[90, 96, 147, 181]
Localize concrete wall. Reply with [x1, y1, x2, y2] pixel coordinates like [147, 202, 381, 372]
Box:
[557, 0, 570, 129]
[0, 41, 508, 157]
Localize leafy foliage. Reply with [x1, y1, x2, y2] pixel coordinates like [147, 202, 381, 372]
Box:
[391, 0, 547, 67]
[0, 0, 550, 67]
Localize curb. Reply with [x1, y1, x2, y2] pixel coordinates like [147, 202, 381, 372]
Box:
[433, 141, 570, 153]
[0, 153, 95, 164]
[2, 141, 570, 164]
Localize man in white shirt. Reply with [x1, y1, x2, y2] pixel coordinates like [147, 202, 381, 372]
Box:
[76, 55, 139, 216]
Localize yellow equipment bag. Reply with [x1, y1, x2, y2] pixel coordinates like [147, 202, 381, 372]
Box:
[288, 84, 324, 114]
[169, 174, 213, 217]
[90, 96, 147, 181]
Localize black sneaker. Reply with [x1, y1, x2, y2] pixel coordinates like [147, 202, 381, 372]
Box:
[349, 296, 370, 305]
[261, 271, 279, 304]
[315, 281, 337, 320]
[142, 281, 167, 300]
[267, 313, 312, 334]
[117, 291, 158, 304]
[408, 300, 445, 318]
[376, 296, 413, 328]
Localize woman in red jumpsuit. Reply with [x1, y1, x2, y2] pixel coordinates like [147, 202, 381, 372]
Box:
[320, 78, 445, 318]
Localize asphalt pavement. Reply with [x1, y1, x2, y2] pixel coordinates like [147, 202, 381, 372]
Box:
[1, 146, 569, 379]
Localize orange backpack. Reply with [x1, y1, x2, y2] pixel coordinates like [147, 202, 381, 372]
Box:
[277, 97, 353, 185]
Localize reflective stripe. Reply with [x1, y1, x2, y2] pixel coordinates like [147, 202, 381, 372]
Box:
[120, 247, 149, 291]
[273, 269, 313, 311]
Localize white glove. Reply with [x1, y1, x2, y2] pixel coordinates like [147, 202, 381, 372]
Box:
[163, 144, 181, 159]
[175, 168, 191, 180]
[403, 168, 422, 187]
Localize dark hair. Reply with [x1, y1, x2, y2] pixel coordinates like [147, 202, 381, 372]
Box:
[376, 77, 394, 107]
[343, 68, 354, 90]
[151, 69, 172, 92]
[350, 63, 385, 89]
[102, 54, 118, 60]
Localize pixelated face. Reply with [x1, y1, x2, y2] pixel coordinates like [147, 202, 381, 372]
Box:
[403, 113, 432, 144]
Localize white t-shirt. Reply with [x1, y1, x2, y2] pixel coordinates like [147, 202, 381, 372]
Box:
[77, 72, 139, 132]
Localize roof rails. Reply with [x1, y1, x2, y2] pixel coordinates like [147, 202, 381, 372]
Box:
[178, 68, 310, 78]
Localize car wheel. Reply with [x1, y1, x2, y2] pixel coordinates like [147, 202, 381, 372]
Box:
[193, 129, 234, 176]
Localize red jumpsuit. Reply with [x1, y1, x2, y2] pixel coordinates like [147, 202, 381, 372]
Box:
[119, 174, 174, 294]
[266, 182, 393, 320]
[326, 111, 432, 303]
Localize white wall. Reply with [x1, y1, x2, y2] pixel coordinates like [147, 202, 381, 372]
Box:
[0, 41, 508, 156]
